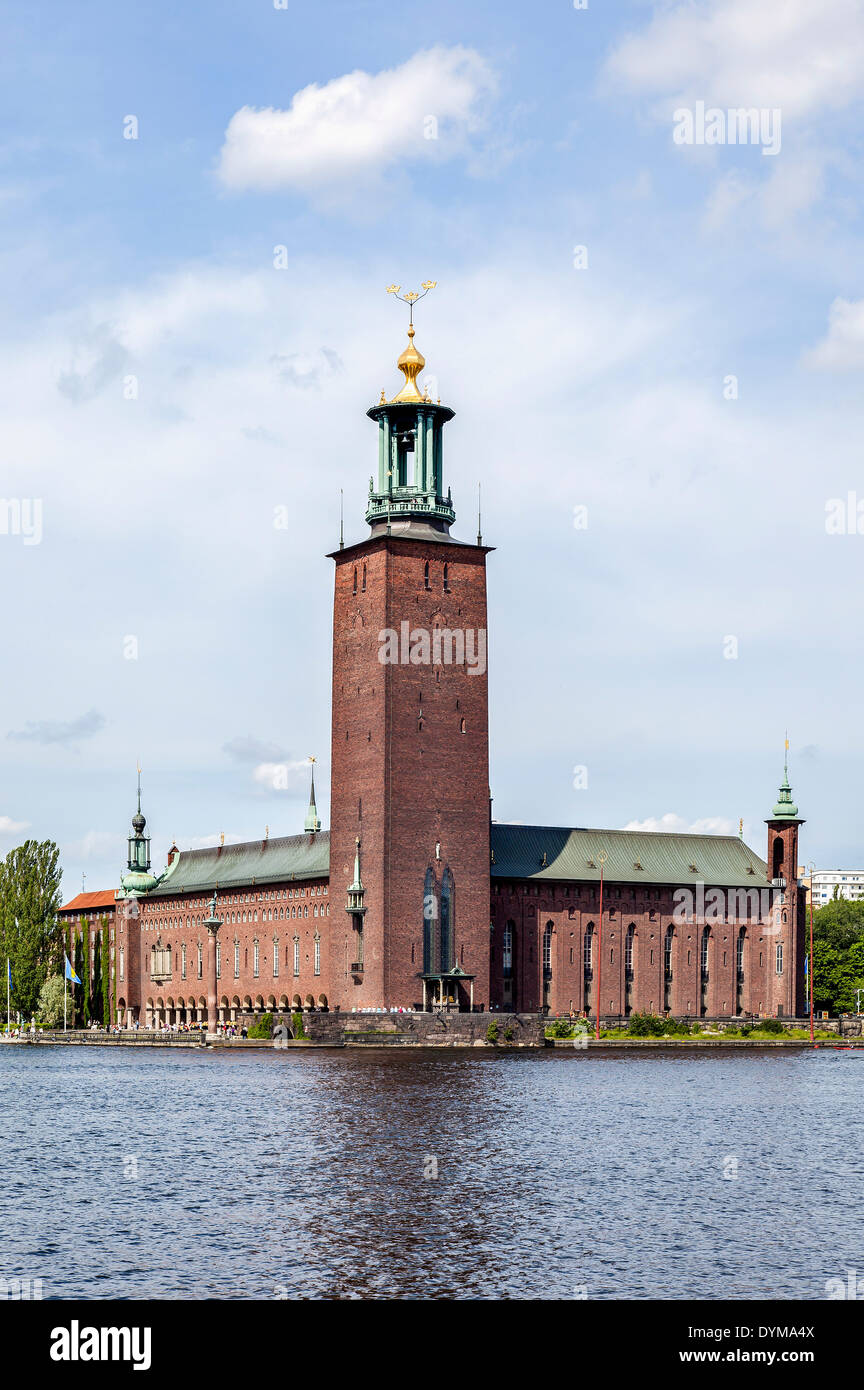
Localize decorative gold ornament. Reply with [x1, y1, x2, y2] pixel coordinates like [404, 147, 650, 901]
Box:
[383, 280, 438, 404]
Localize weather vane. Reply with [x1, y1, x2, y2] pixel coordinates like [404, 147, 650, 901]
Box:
[386, 280, 437, 325]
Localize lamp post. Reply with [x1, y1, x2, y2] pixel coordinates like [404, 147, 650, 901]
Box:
[595, 853, 607, 1041]
[807, 860, 815, 1046]
[203, 891, 223, 1038]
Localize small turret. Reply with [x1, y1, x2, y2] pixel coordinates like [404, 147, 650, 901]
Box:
[304, 758, 321, 834]
[120, 766, 159, 896]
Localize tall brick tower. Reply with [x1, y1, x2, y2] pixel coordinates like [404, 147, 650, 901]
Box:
[764, 747, 806, 1018]
[328, 290, 491, 1011]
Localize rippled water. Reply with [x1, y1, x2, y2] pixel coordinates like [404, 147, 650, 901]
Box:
[1, 1045, 860, 1300]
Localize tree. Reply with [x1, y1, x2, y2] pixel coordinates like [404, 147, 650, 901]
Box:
[100, 920, 111, 1025]
[36, 975, 67, 1027]
[0, 840, 62, 1017]
[810, 901, 864, 1013]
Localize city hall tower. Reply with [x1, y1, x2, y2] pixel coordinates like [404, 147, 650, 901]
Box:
[328, 287, 491, 1009]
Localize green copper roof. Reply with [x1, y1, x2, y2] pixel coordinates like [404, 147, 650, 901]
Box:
[149, 831, 329, 896]
[120, 869, 159, 896]
[769, 763, 800, 820]
[138, 822, 770, 898]
[490, 824, 769, 887]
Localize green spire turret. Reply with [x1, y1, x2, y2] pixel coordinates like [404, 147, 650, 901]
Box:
[769, 739, 800, 820]
[120, 765, 159, 896]
[304, 759, 321, 834]
[365, 283, 455, 536]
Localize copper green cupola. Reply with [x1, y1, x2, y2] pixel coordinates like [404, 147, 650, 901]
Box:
[769, 740, 800, 821]
[365, 282, 455, 536]
[120, 767, 159, 896]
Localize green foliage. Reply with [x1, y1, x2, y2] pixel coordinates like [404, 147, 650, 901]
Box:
[247, 1012, 273, 1039]
[547, 1019, 575, 1038]
[292, 1011, 308, 1040]
[759, 1016, 785, 1035]
[485, 1020, 499, 1043]
[77, 927, 89, 1025]
[626, 1011, 666, 1036]
[503, 1025, 515, 1042]
[807, 900, 864, 1015]
[0, 839, 62, 1017]
[100, 923, 111, 1024]
[36, 975, 67, 1027]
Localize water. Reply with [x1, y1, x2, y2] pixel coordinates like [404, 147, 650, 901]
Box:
[1, 1045, 860, 1300]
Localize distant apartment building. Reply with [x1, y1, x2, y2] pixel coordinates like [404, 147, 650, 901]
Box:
[805, 870, 864, 905]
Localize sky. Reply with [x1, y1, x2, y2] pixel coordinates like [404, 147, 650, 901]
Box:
[1, 0, 863, 898]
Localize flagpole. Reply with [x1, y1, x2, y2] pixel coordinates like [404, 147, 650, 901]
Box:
[6, 958, 9, 1033]
[64, 967, 67, 1033]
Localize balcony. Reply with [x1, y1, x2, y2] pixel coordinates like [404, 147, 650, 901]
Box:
[350, 962, 364, 979]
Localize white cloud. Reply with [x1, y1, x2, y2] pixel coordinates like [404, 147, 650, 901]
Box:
[605, 0, 864, 118]
[216, 46, 496, 193]
[622, 813, 738, 836]
[0, 815, 29, 834]
[804, 297, 864, 370]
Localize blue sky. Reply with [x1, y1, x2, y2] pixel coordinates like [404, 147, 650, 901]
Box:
[2, 0, 863, 896]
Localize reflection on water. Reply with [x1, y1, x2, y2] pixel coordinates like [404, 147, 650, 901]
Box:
[0, 1046, 859, 1300]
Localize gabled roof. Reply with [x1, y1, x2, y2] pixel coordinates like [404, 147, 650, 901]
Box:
[490, 824, 769, 888]
[148, 831, 330, 896]
[59, 890, 117, 913]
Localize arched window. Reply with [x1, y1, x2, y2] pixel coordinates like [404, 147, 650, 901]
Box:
[700, 927, 710, 976]
[361, 563, 367, 593]
[443, 562, 450, 592]
[625, 923, 635, 976]
[542, 921, 553, 976]
[422, 867, 436, 974]
[583, 923, 594, 973]
[424, 560, 430, 590]
[440, 868, 454, 973]
[772, 836, 784, 881]
[775, 941, 784, 975]
[736, 928, 746, 974]
[352, 566, 357, 594]
[502, 921, 514, 977]
[664, 926, 675, 978]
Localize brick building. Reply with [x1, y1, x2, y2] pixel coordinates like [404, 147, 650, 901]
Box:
[59, 312, 807, 1027]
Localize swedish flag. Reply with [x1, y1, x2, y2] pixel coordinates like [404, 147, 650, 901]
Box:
[64, 954, 81, 985]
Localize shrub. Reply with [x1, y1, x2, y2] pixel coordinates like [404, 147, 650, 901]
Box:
[503, 1025, 515, 1042]
[486, 1020, 499, 1044]
[247, 1012, 273, 1039]
[759, 1017, 785, 1035]
[292, 1011, 308, 1040]
[627, 1011, 666, 1037]
[547, 1019, 575, 1039]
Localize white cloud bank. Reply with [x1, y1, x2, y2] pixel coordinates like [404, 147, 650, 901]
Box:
[217, 46, 496, 192]
[622, 813, 737, 836]
[804, 297, 864, 370]
[605, 0, 864, 118]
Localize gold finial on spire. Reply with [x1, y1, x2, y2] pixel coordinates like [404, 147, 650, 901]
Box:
[385, 281, 437, 403]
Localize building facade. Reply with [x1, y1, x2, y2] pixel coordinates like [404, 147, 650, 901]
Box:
[59, 318, 809, 1026]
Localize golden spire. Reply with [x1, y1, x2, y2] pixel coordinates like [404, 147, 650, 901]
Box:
[385, 281, 436, 403]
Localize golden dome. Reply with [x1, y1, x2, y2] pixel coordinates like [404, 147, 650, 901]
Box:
[391, 324, 426, 403]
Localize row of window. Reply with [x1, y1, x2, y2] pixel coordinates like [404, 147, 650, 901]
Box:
[503, 921, 785, 977]
[150, 934, 322, 982]
[143, 902, 330, 932]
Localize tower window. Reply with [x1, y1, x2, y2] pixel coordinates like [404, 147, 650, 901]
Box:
[460, 718, 466, 733]
[443, 563, 450, 592]
[424, 561, 430, 590]
[362, 563, 367, 593]
[352, 566, 357, 595]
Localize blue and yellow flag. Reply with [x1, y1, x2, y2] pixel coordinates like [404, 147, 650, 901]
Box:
[64, 954, 81, 985]
[6, 959, 11, 994]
